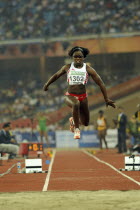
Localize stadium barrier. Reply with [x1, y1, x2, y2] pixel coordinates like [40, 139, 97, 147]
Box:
[14, 129, 117, 148]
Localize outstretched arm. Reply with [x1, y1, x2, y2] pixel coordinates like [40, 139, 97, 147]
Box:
[43, 65, 68, 91]
[87, 66, 116, 108]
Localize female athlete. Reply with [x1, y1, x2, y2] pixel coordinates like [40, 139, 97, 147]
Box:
[43, 46, 116, 139]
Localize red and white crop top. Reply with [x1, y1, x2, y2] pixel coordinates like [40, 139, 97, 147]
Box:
[67, 62, 88, 85]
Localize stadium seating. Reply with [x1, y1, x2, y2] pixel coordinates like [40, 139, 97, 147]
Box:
[0, 0, 139, 40]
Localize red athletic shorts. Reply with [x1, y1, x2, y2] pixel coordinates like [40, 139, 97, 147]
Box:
[65, 92, 87, 101]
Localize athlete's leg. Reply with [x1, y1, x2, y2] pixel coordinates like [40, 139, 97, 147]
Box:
[99, 137, 103, 149]
[64, 96, 80, 128]
[43, 130, 50, 146]
[98, 131, 103, 149]
[102, 130, 108, 149]
[79, 98, 90, 126]
[103, 136, 108, 149]
[39, 130, 43, 143]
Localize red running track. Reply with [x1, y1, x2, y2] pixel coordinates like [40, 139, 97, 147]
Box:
[47, 150, 140, 191]
[0, 157, 48, 192]
[0, 149, 140, 192]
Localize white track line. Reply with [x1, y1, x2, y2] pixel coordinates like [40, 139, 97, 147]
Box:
[83, 150, 140, 186]
[42, 149, 56, 191]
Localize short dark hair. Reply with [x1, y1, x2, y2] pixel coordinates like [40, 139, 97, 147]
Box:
[68, 46, 90, 58]
[99, 110, 104, 114]
[3, 122, 11, 128]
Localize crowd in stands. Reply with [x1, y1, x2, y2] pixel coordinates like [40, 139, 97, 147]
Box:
[0, 0, 140, 40]
[0, 77, 67, 124]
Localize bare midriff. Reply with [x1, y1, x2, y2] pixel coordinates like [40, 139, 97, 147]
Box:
[67, 84, 86, 95]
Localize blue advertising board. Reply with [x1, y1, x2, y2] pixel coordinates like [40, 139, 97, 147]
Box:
[14, 130, 56, 147]
[79, 130, 99, 148]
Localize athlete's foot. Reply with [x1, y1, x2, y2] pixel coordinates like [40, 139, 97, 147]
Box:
[69, 117, 75, 133]
[74, 128, 80, 139]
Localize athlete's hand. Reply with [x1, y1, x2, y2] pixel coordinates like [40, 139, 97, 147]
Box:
[106, 99, 116, 108]
[43, 84, 49, 91]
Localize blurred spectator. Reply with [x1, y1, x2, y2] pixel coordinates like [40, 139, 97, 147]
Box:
[115, 106, 127, 154]
[96, 110, 108, 149]
[0, 122, 19, 159]
[126, 115, 138, 154]
[35, 111, 50, 145]
[127, 115, 138, 145]
[135, 104, 140, 121]
[129, 104, 140, 154]
[135, 104, 140, 142]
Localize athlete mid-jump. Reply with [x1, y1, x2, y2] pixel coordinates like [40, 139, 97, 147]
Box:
[43, 46, 116, 139]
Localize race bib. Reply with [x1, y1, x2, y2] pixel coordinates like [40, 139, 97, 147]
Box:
[69, 75, 84, 84]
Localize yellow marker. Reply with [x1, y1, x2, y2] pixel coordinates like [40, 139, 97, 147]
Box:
[49, 154, 53, 158]
[93, 150, 96, 155]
